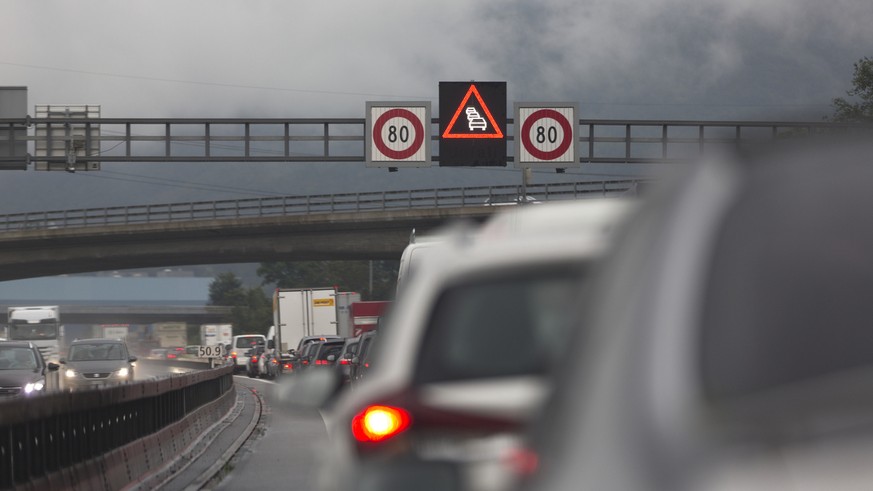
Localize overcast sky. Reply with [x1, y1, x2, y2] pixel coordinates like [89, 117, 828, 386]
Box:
[2, 0, 872, 209]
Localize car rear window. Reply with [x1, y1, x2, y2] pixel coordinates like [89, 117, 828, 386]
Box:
[317, 343, 344, 360]
[415, 265, 584, 384]
[235, 336, 262, 348]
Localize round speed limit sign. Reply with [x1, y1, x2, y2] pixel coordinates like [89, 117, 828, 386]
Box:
[366, 102, 432, 168]
[515, 103, 578, 167]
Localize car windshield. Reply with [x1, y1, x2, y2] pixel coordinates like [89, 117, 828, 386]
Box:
[0, 347, 38, 370]
[8, 324, 58, 341]
[416, 266, 584, 383]
[68, 343, 125, 361]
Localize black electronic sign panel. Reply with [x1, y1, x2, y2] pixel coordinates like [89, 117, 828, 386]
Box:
[439, 81, 507, 166]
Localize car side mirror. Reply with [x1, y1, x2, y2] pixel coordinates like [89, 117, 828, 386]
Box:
[343, 352, 353, 360]
[327, 354, 336, 362]
[351, 356, 360, 365]
[47, 362, 60, 371]
[268, 340, 275, 349]
[129, 356, 138, 363]
[59, 358, 66, 364]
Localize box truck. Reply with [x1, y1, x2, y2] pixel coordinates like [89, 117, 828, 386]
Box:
[272, 287, 338, 355]
[8, 306, 61, 362]
[200, 324, 233, 347]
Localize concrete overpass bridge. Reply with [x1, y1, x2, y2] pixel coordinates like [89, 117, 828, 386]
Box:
[0, 180, 638, 281]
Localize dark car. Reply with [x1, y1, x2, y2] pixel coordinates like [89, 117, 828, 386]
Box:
[289, 335, 342, 373]
[295, 340, 325, 373]
[349, 330, 378, 386]
[0, 341, 59, 398]
[311, 339, 345, 368]
[61, 338, 137, 390]
[335, 337, 360, 384]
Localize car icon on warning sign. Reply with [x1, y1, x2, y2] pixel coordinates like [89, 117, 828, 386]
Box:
[465, 107, 488, 131]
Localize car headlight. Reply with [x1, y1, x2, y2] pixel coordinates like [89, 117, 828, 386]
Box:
[65, 369, 77, 378]
[24, 381, 45, 394]
[116, 367, 130, 378]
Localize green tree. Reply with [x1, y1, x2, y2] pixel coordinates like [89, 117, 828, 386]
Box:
[229, 287, 273, 336]
[208, 272, 245, 306]
[208, 272, 272, 335]
[258, 260, 399, 300]
[830, 56, 873, 122]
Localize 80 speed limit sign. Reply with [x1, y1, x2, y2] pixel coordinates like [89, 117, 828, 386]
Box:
[366, 101, 432, 168]
[514, 103, 578, 168]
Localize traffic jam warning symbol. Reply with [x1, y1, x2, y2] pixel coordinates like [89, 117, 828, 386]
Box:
[439, 81, 507, 166]
[366, 101, 432, 168]
[514, 103, 578, 168]
[441, 85, 504, 139]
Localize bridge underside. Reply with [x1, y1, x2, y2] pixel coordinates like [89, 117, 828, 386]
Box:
[0, 207, 493, 281]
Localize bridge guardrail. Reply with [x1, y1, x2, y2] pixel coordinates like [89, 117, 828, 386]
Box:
[0, 365, 233, 488]
[0, 179, 645, 232]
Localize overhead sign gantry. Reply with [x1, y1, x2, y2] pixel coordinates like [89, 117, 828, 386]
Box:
[2, 84, 863, 171]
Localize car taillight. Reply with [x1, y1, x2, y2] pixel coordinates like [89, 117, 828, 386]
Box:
[283, 363, 292, 370]
[251, 356, 259, 362]
[167, 353, 177, 359]
[316, 360, 328, 365]
[230, 351, 237, 359]
[505, 447, 540, 477]
[339, 359, 350, 365]
[302, 360, 309, 365]
[351, 405, 411, 443]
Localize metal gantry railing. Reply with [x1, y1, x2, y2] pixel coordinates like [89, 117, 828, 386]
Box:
[0, 117, 866, 170]
[0, 179, 645, 232]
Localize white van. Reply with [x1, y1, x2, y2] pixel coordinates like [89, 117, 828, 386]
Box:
[228, 334, 266, 372]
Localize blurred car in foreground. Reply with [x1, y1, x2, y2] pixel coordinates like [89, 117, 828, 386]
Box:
[61, 338, 137, 390]
[0, 341, 59, 397]
[280, 198, 636, 491]
[520, 139, 873, 491]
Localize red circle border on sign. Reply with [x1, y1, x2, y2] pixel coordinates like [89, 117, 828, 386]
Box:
[372, 108, 425, 160]
[520, 109, 573, 161]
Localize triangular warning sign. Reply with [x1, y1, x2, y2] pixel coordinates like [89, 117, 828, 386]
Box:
[441, 84, 504, 139]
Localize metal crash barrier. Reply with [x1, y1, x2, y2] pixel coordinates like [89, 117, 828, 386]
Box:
[0, 365, 233, 489]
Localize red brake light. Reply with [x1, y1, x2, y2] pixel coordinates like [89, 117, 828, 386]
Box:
[505, 447, 540, 477]
[167, 353, 177, 359]
[251, 356, 258, 362]
[230, 351, 237, 359]
[302, 360, 309, 365]
[339, 359, 350, 365]
[351, 405, 411, 443]
[283, 363, 292, 370]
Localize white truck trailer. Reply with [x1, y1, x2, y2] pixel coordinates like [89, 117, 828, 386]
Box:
[7, 306, 61, 362]
[200, 324, 233, 348]
[272, 287, 338, 354]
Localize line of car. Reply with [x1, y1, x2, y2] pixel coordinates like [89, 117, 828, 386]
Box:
[0, 337, 138, 396]
[273, 137, 873, 491]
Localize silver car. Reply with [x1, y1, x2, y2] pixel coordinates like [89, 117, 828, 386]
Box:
[61, 338, 137, 390]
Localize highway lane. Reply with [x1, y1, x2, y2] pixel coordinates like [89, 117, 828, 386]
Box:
[212, 375, 330, 490]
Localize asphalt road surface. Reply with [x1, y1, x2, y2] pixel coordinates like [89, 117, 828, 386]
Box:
[212, 374, 330, 490]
